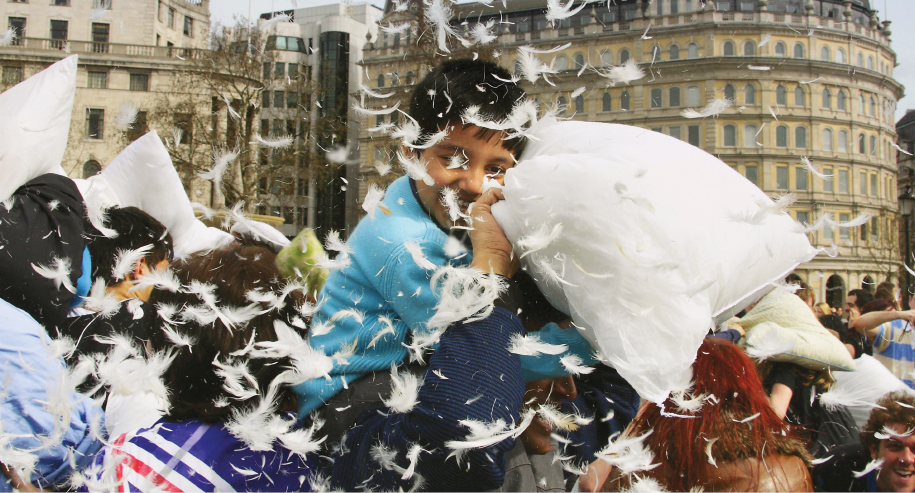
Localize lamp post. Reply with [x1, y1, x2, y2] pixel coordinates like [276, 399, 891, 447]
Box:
[899, 186, 915, 309]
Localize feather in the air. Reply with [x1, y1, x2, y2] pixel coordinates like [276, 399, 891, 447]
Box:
[892, 141, 913, 156]
[537, 403, 592, 431]
[260, 13, 292, 30]
[0, 28, 16, 47]
[681, 98, 732, 118]
[515, 50, 558, 84]
[758, 34, 771, 47]
[440, 188, 469, 223]
[352, 101, 401, 116]
[324, 230, 353, 255]
[826, 213, 872, 229]
[382, 363, 423, 413]
[534, 257, 577, 287]
[199, 149, 239, 193]
[111, 244, 153, 281]
[31, 256, 76, 294]
[329, 308, 365, 326]
[315, 252, 351, 271]
[546, 0, 587, 22]
[367, 316, 396, 349]
[810, 455, 834, 465]
[853, 458, 884, 478]
[171, 127, 184, 146]
[560, 354, 594, 376]
[801, 156, 833, 179]
[278, 419, 326, 459]
[374, 159, 393, 176]
[507, 333, 568, 356]
[748, 65, 772, 70]
[468, 20, 498, 45]
[213, 358, 260, 401]
[424, 0, 460, 53]
[251, 133, 293, 149]
[378, 22, 411, 35]
[874, 425, 915, 440]
[595, 431, 659, 474]
[130, 266, 180, 296]
[625, 476, 667, 492]
[601, 59, 646, 86]
[745, 332, 797, 360]
[397, 151, 435, 186]
[705, 437, 719, 467]
[89, 0, 110, 21]
[114, 101, 139, 131]
[325, 146, 348, 164]
[518, 223, 563, 258]
[402, 443, 425, 480]
[362, 184, 387, 219]
[571, 86, 586, 99]
[445, 408, 537, 465]
[404, 241, 437, 271]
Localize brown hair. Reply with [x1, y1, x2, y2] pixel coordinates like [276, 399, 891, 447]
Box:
[861, 391, 915, 450]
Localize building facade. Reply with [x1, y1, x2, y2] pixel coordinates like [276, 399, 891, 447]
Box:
[357, 0, 904, 308]
[1, 0, 209, 179]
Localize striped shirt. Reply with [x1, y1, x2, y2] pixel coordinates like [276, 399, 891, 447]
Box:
[87, 419, 315, 492]
[873, 319, 915, 389]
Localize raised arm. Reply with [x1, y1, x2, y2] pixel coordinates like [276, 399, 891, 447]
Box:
[850, 309, 915, 343]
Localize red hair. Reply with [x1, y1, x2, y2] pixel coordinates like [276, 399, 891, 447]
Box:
[625, 338, 809, 491]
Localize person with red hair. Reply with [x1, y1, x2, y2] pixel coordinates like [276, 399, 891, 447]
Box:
[599, 338, 811, 491]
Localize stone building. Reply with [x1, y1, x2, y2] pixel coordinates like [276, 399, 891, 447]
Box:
[356, 0, 904, 307]
[1, 0, 210, 179]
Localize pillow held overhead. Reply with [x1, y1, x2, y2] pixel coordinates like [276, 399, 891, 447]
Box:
[0, 55, 78, 202]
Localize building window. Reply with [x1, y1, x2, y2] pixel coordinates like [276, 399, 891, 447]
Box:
[871, 173, 878, 196]
[821, 46, 830, 61]
[651, 88, 662, 108]
[83, 160, 101, 178]
[167, 8, 175, 28]
[50, 20, 68, 47]
[795, 126, 807, 148]
[793, 43, 804, 58]
[794, 86, 805, 107]
[836, 48, 845, 63]
[619, 49, 630, 64]
[839, 169, 849, 193]
[669, 87, 681, 107]
[796, 167, 808, 191]
[723, 124, 736, 146]
[822, 128, 833, 151]
[723, 41, 735, 56]
[743, 41, 755, 56]
[574, 95, 584, 113]
[745, 84, 756, 104]
[556, 55, 568, 71]
[260, 119, 269, 136]
[87, 71, 109, 88]
[687, 43, 698, 59]
[174, 113, 191, 144]
[687, 86, 700, 106]
[127, 111, 148, 142]
[272, 119, 284, 137]
[776, 125, 788, 147]
[776, 166, 788, 190]
[870, 135, 877, 156]
[744, 124, 758, 147]
[183, 16, 193, 37]
[620, 91, 630, 110]
[859, 93, 865, 113]
[867, 55, 874, 70]
[287, 92, 297, 108]
[602, 92, 612, 111]
[858, 133, 866, 154]
[2, 66, 24, 84]
[822, 88, 831, 109]
[839, 213, 850, 239]
[671, 0, 679, 13]
[869, 96, 876, 117]
[574, 53, 585, 69]
[8, 17, 26, 40]
[688, 125, 700, 146]
[776, 85, 787, 106]
[724, 84, 735, 101]
[797, 211, 809, 226]
[670, 126, 681, 140]
[651, 46, 661, 63]
[775, 42, 786, 57]
[838, 130, 848, 152]
[92, 22, 109, 43]
[859, 172, 867, 195]
[837, 90, 846, 110]
[273, 90, 284, 108]
[274, 62, 285, 78]
[377, 73, 384, 87]
[86, 108, 104, 139]
[557, 96, 567, 114]
[288, 63, 298, 78]
[745, 165, 758, 186]
[871, 217, 879, 242]
[261, 91, 270, 108]
[600, 51, 613, 67]
[129, 73, 149, 91]
[823, 168, 834, 192]
[670, 45, 680, 60]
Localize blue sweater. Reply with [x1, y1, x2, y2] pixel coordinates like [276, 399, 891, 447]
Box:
[296, 176, 594, 417]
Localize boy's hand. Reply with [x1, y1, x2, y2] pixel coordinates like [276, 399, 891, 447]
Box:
[469, 188, 519, 278]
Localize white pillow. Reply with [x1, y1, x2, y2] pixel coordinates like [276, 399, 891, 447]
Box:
[79, 130, 233, 258]
[0, 55, 77, 202]
[491, 118, 818, 404]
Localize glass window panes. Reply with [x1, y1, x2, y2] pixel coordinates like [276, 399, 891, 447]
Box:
[871, 174, 877, 196]
[839, 170, 849, 193]
[776, 126, 788, 147]
[745, 84, 756, 104]
[776, 85, 787, 106]
[669, 87, 680, 107]
[651, 88, 662, 108]
[839, 213, 850, 239]
[744, 124, 757, 147]
[838, 91, 846, 110]
[602, 93, 612, 111]
[688, 43, 698, 59]
[723, 125, 736, 146]
[275, 63, 285, 78]
[620, 91, 630, 110]
[688, 125, 700, 146]
[795, 127, 807, 148]
[262, 91, 270, 108]
[823, 168, 833, 191]
[86, 108, 104, 139]
[286, 92, 297, 108]
[797, 211, 809, 226]
[88, 71, 107, 89]
[129, 73, 149, 91]
[860, 172, 867, 195]
[745, 165, 758, 186]
[796, 167, 808, 190]
[687, 86, 700, 106]
[724, 84, 735, 101]
[838, 130, 848, 152]
[777, 167, 788, 190]
[274, 90, 284, 108]
[669, 126, 681, 140]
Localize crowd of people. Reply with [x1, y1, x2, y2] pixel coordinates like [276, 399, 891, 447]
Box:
[2, 57, 915, 492]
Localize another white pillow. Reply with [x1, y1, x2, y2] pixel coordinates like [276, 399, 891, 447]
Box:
[0, 55, 78, 202]
[491, 118, 818, 404]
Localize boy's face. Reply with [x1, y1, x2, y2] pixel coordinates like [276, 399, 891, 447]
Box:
[413, 123, 515, 229]
[519, 375, 578, 455]
[870, 422, 915, 492]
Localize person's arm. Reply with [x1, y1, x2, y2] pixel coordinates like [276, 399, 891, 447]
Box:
[850, 310, 915, 343]
[768, 383, 793, 420]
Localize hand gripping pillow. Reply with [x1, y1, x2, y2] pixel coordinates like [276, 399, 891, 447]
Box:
[0, 55, 77, 202]
[491, 118, 818, 404]
[735, 288, 856, 371]
[77, 130, 234, 258]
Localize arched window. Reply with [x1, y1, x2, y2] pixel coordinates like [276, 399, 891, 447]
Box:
[513, 60, 523, 76]
[556, 54, 569, 71]
[405, 71, 415, 84]
[822, 88, 831, 109]
[687, 86, 700, 106]
[724, 84, 735, 101]
[857, 52, 864, 67]
[745, 84, 756, 104]
[574, 52, 585, 69]
[669, 87, 681, 107]
[836, 48, 845, 63]
[776, 85, 787, 106]
[601, 50, 613, 67]
[822, 128, 833, 151]
[870, 134, 877, 156]
[651, 88, 662, 108]
[574, 95, 585, 113]
[83, 160, 101, 178]
[869, 96, 876, 116]
[620, 49, 630, 64]
[795, 126, 807, 148]
[602, 92, 612, 111]
[723, 41, 735, 56]
[670, 45, 680, 60]
[620, 90, 631, 110]
[744, 124, 758, 148]
[793, 43, 804, 58]
[867, 55, 874, 70]
[557, 96, 568, 114]
[820, 46, 830, 61]
[775, 42, 786, 57]
[859, 93, 865, 113]
[687, 43, 698, 59]
[794, 86, 805, 107]
[776, 125, 788, 147]
[838, 130, 848, 152]
[858, 133, 866, 154]
[651, 45, 661, 62]
[723, 124, 737, 147]
[377, 73, 385, 87]
[826, 274, 846, 308]
[837, 90, 847, 110]
[743, 41, 755, 56]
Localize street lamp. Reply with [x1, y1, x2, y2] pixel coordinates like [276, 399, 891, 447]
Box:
[899, 185, 915, 309]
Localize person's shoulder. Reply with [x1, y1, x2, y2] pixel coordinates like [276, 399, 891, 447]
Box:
[812, 443, 870, 492]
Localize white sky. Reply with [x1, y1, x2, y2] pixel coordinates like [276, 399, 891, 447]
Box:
[211, 0, 914, 122]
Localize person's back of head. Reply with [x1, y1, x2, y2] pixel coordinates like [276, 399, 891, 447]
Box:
[409, 58, 529, 156]
[848, 288, 875, 310]
[874, 288, 896, 305]
[146, 243, 306, 423]
[861, 298, 895, 315]
[84, 206, 173, 300]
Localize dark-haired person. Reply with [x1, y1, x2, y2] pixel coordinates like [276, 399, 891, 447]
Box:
[298, 59, 593, 430]
[85, 243, 316, 491]
[55, 206, 174, 371]
[851, 300, 915, 389]
[847, 288, 876, 326]
[813, 390, 915, 492]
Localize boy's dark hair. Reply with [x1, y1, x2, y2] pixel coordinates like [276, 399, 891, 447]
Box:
[409, 58, 528, 156]
[84, 206, 174, 284]
[848, 288, 874, 309]
[147, 243, 305, 423]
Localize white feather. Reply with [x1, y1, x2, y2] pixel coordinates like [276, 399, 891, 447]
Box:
[853, 458, 884, 478]
[249, 321, 335, 384]
[198, 148, 239, 194]
[518, 223, 563, 258]
[747, 65, 772, 71]
[801, 156, 833, 179]
[595, 431, 659, 475]
[445, 408, 537, 465]
[114, 101, 138, 131]
[89, 0, 110, 21]
[680, 98, 732, 118]
[352, 101, 401, 116]
[0, 27, 16, 47]
[260, 13, 292, 30]
[397, 151, 435, 186]
[324, 230, 353, 255]
[367, 316, 396, 349]
[546, 0, 587, 22]
[379, 22, 411, 35]
[212, 358, 259, 401]
[130, 267, 181, 295]
[111, 244, 153, 281]
[404, 241, 436, 270]
[826, 213, 872, 228]
[560, 354, 594, 376]
[705, 437, 719, 467]
[171, 127, 184, 146]
[810, 455, 834, 465]
[31, 256, 76, 294]
[325, 146, 348, 164]
[625, 476, 667, 492]
[745, 331, 797, 360]
[160, 324, 194, 350]
[382, 363, 422, 413]
[600, 59, 645, 86]
[401, 443, 425, 480]
[251, 133, 293, 149]
[516, 50, 557, 84]
[362, 184, 386, 219]
[758, 34, 771, 47]
[83, 278, 121, 317]
[537, 402, 592, 431]
[507, 333, 568, 356]
[468, 20, 498, 45]
[424, 0, 460, 53]
[315, 252, 351, 270]
[440, 188, 469, 223]
[892, 141, 913, 156]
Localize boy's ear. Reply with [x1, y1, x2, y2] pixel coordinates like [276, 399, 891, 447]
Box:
[130, 257, 150, 281]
